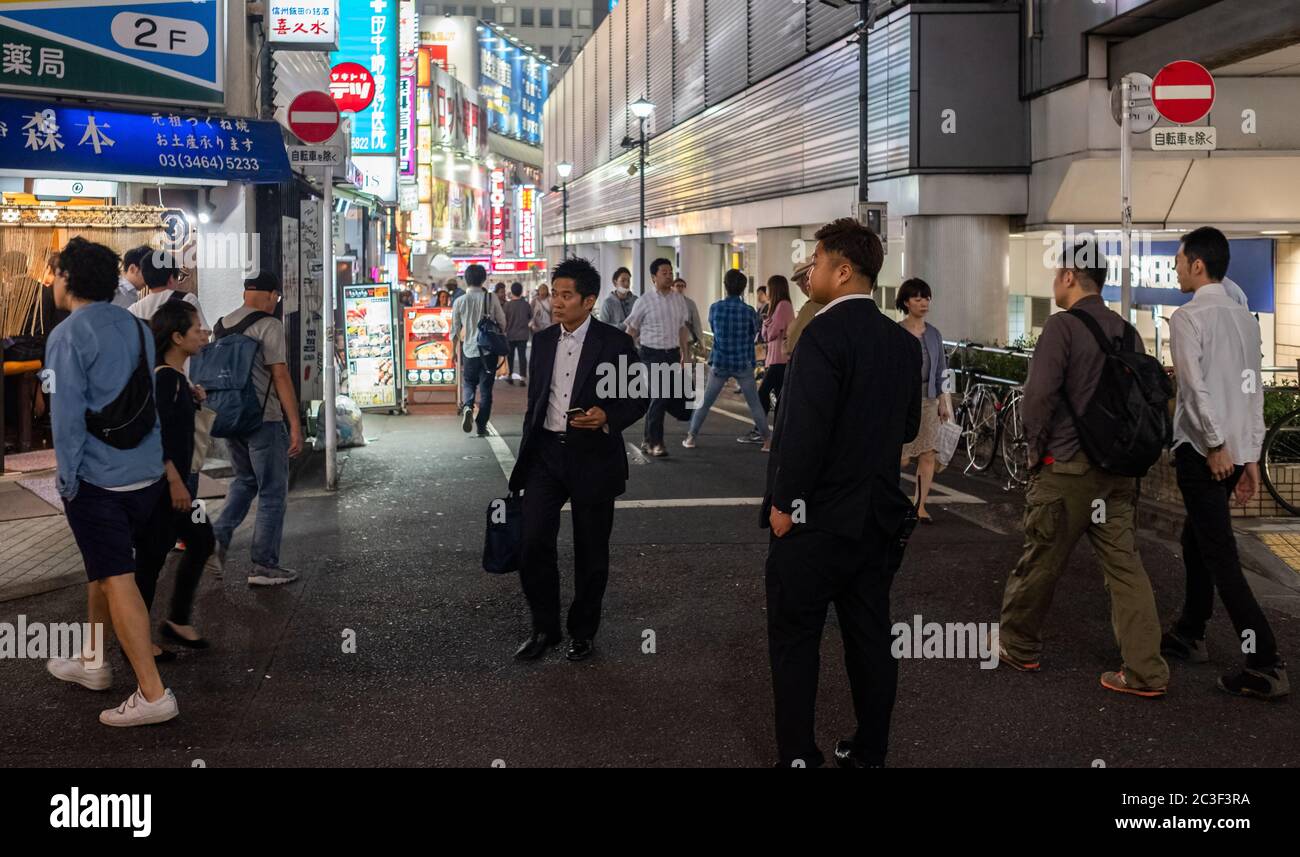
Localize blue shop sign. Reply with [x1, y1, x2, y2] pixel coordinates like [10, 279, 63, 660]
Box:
[0, 96, 290, 183]
[1102, 238, 1276, 313]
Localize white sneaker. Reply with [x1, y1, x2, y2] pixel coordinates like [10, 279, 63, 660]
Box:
[99, 688, 179, 727]
[248, 564, 300, 587]
[511, 373, 523, 382]
[207, 541, 228, 579]
[47, 657, 113, 691]
[682, 434, 696, 449]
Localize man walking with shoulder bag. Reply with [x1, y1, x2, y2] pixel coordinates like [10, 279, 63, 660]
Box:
[999, 237, 1172, 698]
[207, 272, 304, 587]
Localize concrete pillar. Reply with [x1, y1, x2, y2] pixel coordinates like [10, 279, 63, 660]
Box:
[678, 234, 723, 316]
[596, 242, 632, 303]
[903, 215, 1010, 346]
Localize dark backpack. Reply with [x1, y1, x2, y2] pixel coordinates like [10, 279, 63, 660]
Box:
[475, 291, 510, 359]
[85, 318, 157, 450]
[1066, 308, 1173, 478]
[190, 311, 273, 439]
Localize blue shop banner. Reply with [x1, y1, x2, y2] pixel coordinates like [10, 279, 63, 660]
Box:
[0, 96, 291, 183]
[1102, 238, 1276, 313]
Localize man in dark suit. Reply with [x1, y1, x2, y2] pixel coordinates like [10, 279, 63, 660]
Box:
[509, 257, 649, 662]
[763, 218, 922, 768]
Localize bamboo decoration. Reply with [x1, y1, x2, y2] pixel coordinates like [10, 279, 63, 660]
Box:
[0, 225, 166, 338]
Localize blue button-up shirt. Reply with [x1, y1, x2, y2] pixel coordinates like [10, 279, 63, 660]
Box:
[44, 301, 163, 500]
[707, 296, 761, 375]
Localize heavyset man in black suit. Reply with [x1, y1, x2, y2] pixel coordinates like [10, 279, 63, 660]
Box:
[509, 257, 649, 663]
[763, 218, 922, 768]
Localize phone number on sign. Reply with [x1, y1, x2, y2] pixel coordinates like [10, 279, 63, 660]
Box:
[157, 153, 262, 172]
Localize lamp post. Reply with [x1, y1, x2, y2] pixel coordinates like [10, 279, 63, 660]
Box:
[555, 160, 573, 259]
[629, 97, 655, 296]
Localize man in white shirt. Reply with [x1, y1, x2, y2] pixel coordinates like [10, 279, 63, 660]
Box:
[623, 258, 690, 457]
[506, 258, 648, 663]
[1165, 226, 1288, 699]
[127, 252, 211, 332]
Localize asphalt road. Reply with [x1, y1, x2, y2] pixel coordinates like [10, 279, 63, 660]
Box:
[1, 381, 1296, 767]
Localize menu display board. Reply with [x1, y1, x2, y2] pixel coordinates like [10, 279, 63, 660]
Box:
[403, 307, 456, 389]
[343, 284, 398, 409]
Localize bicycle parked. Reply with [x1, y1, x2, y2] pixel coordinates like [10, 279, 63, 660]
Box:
[948, 341, 1032, 487]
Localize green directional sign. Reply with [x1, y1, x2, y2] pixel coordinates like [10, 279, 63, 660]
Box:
[0, 0, 225, 107]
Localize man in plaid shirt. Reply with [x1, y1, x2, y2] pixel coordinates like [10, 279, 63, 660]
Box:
[683, 269, 772, 449]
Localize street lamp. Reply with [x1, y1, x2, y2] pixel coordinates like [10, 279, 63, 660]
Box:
[628, 97, 655, 295]
[554, 160, 573, 259]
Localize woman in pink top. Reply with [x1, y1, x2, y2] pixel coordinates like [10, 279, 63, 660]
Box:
[758, 275, 794, 452]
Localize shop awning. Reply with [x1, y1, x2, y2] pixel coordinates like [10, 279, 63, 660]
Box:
[332, 181, 386, 211]
[0, 96, 292, 185]
[1042, 155, 1300, 231]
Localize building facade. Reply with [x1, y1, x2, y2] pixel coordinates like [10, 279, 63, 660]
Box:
[541, 0, 1300, 367]
[424, 1, 605, 64]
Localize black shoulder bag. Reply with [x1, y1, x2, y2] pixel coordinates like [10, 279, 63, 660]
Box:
[85, 319, 157, 450]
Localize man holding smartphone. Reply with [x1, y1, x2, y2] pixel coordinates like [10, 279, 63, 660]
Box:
[507, 258, 649, 663]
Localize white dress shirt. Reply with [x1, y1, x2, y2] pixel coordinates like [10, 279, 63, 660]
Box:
[544, 315, 592, 432]
[815, 292, 876, 316]
[1170, 282, 1266, 464]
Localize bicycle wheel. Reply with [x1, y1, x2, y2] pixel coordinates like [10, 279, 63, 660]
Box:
[1000, 395, 1030, 486]
[967, 390, 999, 472]
[1262, 406, 1300, 516]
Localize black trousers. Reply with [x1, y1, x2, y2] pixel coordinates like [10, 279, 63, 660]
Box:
[640, 346, 680, 447]
[520, 433, 617, 640]
[1173, 443, 1279, 668]
[766, 526, 897, 768]
[136, 492, 216, 625]
[507, 340, 529, 378]
[758, 363, 787, 418]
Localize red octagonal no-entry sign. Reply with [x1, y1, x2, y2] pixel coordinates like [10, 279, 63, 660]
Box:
[1152, 61, 1216, 125]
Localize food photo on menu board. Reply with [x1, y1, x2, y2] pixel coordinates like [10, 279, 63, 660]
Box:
[404, 307, 457, 388]
[343, 284, 398, 409]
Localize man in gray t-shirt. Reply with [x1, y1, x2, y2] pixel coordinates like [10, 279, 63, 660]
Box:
[220, 304, 289, 423]
[212, 272, 304, 588]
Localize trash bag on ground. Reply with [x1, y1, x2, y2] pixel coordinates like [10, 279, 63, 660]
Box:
[313, 395, 368, 450]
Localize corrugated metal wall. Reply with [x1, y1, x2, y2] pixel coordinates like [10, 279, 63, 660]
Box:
[610, 1, 629, 162]
[556, 42, 859, 233]
[747, 0, 804, 85]
[627, 0, 649, 109]
[648, 0, 674, 127]
[704, 0, 748, 107]
[866, 12, 911, 178]
[673, 0, 706, 126]
[547, 0, 862, 190]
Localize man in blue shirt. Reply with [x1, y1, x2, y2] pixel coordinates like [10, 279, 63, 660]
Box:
[682, 268, 771, 449]
[42, 237, 180, 728]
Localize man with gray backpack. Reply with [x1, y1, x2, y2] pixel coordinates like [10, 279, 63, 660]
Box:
[193, 272, 303, 587]
[998, 237, 1173, 698]
[450, 263, 508, 438]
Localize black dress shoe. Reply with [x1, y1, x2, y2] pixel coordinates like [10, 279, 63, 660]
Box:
[834, 739, 884, 769]
[514, 632, 561, 661]
[566, 639, 594, 662]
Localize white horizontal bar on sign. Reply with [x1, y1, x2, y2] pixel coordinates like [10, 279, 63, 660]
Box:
[1154, 85, 1212, 100]
[290, 112, 338, 123]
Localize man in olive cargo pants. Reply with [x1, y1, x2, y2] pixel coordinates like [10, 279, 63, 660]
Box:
[999, 237, 1168, 696]
[1000, 456, 1169, 693]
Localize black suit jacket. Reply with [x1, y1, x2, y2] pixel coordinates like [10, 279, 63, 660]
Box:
[762, 297, 922, 541]
[508, 317, 649, 503]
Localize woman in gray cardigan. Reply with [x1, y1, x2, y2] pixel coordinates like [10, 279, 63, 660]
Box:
[897, 278, 951, 523]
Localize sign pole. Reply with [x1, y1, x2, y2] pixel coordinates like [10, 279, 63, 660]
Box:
[323, 163, 338, 492]
[1120, 74, 1134, 321]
